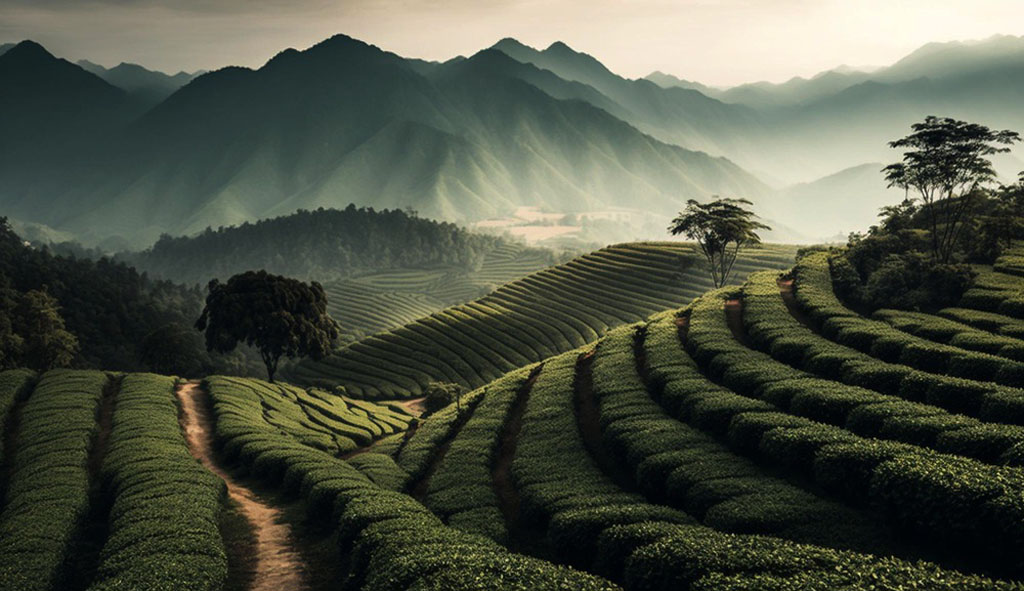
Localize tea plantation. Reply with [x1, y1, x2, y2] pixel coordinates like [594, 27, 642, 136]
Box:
[287, 242, 798, 397]
[5, 243, 1024, 589]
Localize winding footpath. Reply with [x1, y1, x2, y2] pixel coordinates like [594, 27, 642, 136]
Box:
[176, 381, 309, 591]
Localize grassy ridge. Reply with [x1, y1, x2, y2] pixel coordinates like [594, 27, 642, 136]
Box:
[290, 242, 798, 398]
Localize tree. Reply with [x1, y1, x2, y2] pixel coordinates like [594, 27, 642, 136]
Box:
[139, 324, 212, 378]
[13, 289, 79, 371]
[195, 271, 340, 382]
[883, 116, 1020, 263]
[668, 198, 770, 288]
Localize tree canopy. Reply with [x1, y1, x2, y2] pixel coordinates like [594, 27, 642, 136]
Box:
[668, 197, 770, 288]
[195, 271, 340, 382]
[883, 116, 1020, 263]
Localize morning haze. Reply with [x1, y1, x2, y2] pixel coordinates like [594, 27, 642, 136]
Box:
[2, 0, 1023, 86]
[4, 2, 1024, 590]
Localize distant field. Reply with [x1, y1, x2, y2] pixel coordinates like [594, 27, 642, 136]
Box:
[288, 242, 799, 397]
[324, 242, 557, 342]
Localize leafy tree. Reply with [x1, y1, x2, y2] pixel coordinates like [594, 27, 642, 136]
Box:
[883, 116, 1020, 263]
[195, 271, 340, 382]
[423, 381, 466, 415]
[139, 324, 212, 378]
[668, 197, 770, 288]
[10, 289, 79, 371]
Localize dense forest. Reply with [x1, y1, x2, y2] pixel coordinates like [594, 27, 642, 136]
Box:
[122, 206, 522, 285]
[0, 217, 259, 375]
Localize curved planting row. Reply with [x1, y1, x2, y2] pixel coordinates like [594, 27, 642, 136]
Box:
[740, 271, 1024, 462]
[203, 375, 618, 590]
[87, 374, 227, 591]
[392, 312, 1010, 588]
[589, 327, 895, 554]
[0, 370, 108, 591]
[0, 369, 35, 470]
[288, 243, 798, 398]
[205, 376, 410, 456]
[423, 365, 536, 544]
[793, 253, 1024, 421]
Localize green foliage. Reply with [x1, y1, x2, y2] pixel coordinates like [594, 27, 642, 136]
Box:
[0, 287, 79, 371]
[289, 243, 798, 397]
[423, 381, 466, 415]
[883, 116, 1020, 263]
[206, 370, 616, 590]
[0, 370, 107, 591]
[0, 217, 205, 373]
[124, 206, 531, 286]
[87, 374, 227, 590]
[0, 368, 35, 463]
[196, 271, 340, 381]
[668, 198, 771, 288]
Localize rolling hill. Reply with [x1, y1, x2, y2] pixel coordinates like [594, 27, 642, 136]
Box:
[286, 242, 798, 397]
[5, 241, 1024, 589]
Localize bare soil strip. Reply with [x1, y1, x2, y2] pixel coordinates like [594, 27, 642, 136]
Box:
[724, 298, 753, 347]
[492, 365, 542, 553]
[67, 374, 120, 591]
[573, 351, 639, 494]
[778, 278, 816, 329]
[176, 382, 310, 591]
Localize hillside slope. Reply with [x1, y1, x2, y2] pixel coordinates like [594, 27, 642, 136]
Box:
[1, 35, 770, 248]
[286, 242, 797, 397]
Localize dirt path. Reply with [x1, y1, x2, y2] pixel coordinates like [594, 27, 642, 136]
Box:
[398, 397, 427, 417]
[778, 278, 816, 330]
[573, 351, 639, 494]
[724, 298, 753, 347]
[492, 365, 542, 554]
[176, 382, 309, 591]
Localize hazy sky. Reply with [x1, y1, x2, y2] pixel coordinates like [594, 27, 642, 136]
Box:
[2, 0, 1023, 86]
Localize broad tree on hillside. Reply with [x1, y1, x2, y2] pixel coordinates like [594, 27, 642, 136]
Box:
[0, 287, 79, 371]
[883, 116, 1020, 263]
[195, 271, 340, 382]
[668, 197, 770, 288]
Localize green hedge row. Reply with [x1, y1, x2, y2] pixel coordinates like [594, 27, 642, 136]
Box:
[959, 270, 1024, 319]
[874, 309, 1024, 360]
[792, 254, 1024, 423]
[424, 365, 537, 544]
[676, 297, 1024, 577]
[0, 369, 36, 473]
[205, 376, 618, 591]
[289, 243, 795, 398]
[940, 307, 1024, 340]
[509, 350, 694, 569]
[740, 271, 1024, 464]
[204, 376, 407, 458]
[796, 253, 1024, 386]
[0, 370, 107, 591]
[590, 326, 885, 552]
[87, 374, 227, 591]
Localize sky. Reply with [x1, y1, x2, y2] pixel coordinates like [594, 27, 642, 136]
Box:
[2, 0, 1023, 87]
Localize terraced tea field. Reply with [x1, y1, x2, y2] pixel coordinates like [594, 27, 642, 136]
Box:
[289, 242, 799, 397]
[7, 243, 1024, 589]
[0, 371, 408, 590]
[323, 243, 558, 342]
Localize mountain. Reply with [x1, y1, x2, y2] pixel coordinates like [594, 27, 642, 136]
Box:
[0, 43, 13, 56]
[78, 59, 196, 107]
[0, 35, 771, 248]
[777, 163, 906, 239]
[0, 40, 134, 173]
[488, 38, 769, 160]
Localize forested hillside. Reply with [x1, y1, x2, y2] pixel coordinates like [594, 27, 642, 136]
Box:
[123, 205, 532, 285]
[0, 218, 205, 373]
